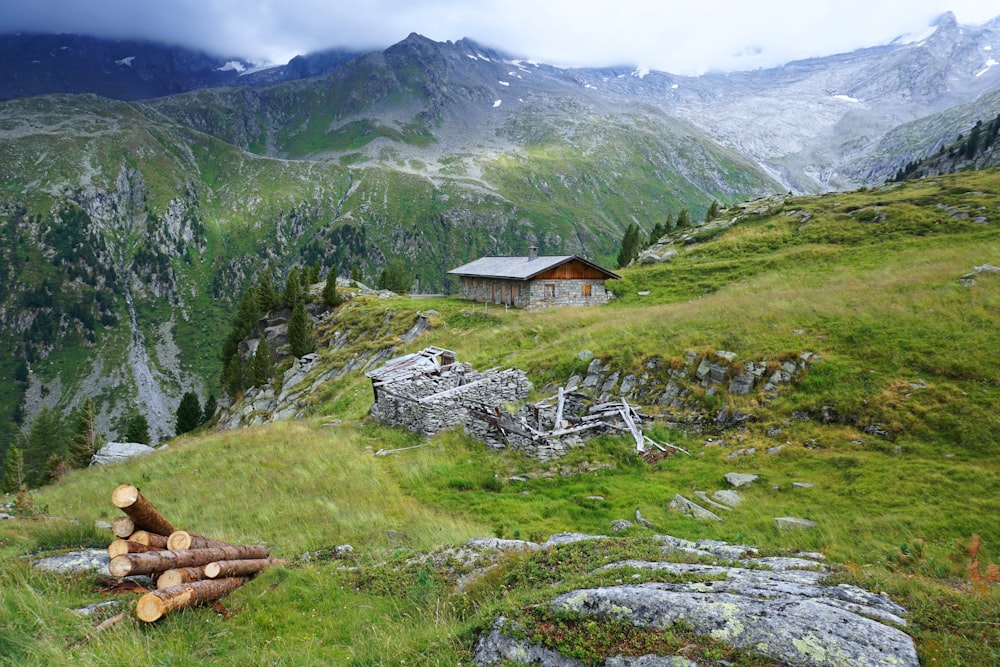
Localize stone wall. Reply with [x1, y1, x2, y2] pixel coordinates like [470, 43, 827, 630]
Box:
[526, 278, 611, 309]
[456, 277, 611, 309]
[370, 363, 533, 437]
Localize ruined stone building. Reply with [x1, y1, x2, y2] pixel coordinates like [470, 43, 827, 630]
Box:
[447, 247, 620, 309]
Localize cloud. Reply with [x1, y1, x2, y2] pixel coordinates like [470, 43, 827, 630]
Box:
[0, 0, 996, 73]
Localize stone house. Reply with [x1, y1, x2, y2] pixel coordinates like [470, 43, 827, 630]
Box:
[447, 247, 620, 309]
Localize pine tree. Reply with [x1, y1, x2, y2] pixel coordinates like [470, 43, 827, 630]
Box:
[288, 300, 314, 358]
[616, 223, 642, 268]
[377, 260, 411, 293]
[322, 270, 343, 308]
[283, 267, 302, 308]
[175, 392, 203, 436]
[1, 446, 25, 493]
[705, 200, 720, 222]
[251, 340, 273, 387]
[123, 412, 150, 444]
[202, 394, 218, 425]
[21, 407, 65, 487]
[222, 354, 245, 397]
[676, 209, 691, 229]
[257, 271, 279, 312]
[965, 120, 982, 160]
[67, 399, 103, 469]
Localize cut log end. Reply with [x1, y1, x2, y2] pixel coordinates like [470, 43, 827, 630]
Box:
[167, 530, 193, 551]
[130, 530, 169, 548]
[111, 484, 140, 509]
[136, 592, 171, 623]
[111, 516, 135, 539]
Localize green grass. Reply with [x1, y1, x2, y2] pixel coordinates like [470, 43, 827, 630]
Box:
[3, 170, 1000, 665]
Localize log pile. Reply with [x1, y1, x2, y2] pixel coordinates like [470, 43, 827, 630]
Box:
[108, 484, 282, 622]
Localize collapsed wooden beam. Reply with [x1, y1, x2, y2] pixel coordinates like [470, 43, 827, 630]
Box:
[136, 577, 246, 622]
[108, 539, 164, 559]
[204, 558, 285, 579]
[167, 530, 233, 551]
[109, 545, 270, 577]
[111, 485, 175, 537]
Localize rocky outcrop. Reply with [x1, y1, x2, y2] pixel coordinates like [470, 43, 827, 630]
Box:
[474, 534, 918, 667]
[90, 441, 157, 466]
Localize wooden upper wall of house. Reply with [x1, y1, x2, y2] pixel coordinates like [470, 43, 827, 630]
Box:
[533, 259, 611, 281]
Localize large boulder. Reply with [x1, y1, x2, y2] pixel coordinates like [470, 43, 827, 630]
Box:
[90, 441, 156, 466]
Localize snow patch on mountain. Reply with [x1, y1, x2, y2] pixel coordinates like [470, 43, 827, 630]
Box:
[493, 99, 502, 108]
[976, 59, 998, 76]
[498, 80, 509, 86]
[832, 94, 860, 103]
[633, 67, 650, 79]
[115, 56, 135, 67]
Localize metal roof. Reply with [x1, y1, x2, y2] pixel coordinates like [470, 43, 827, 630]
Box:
[447, 255, 620, 281]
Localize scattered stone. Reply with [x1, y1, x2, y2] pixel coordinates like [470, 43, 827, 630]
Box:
[668, 494, 723, 522]
[726, 447, 756, 460]
[577, 350, 594, 361]
[586, 496, 606, 501]
[94, 520, 112, 531]
[634, 509, 655, 529]
[694, 491, 732, 512]
[775, 517, 817, 530]
[724, 472, 759, 488]
[711, 489, 743, 507]
[90, 441, 156, 466]
[0, 513, 14, 521]
[73, 600, 121, 617]
[766, 445, 785, 455]
[792, 482, 816, 489]
[637, 290, 651, 296]
[959, 263, 1000, 286]
[610, 520, 634, 533]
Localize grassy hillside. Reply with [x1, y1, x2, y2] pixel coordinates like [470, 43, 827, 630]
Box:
[2, 170, 998, 665]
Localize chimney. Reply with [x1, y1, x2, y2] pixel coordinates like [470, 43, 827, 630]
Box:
[528, 245, 537, 261]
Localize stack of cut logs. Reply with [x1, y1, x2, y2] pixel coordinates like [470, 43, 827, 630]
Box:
[108, 484, 282, 622]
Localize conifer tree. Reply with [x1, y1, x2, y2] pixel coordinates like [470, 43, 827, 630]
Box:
[67, 399, 103, 469]
[322, 270, 343, 308]
[257, 270, 279, 312]
[1, 446, 25, 493]
[288, 300, 314, 358]
[175, 392, 202, 436]
[676, 209, 691, 229]
[616, 223, 642, 268]
[283, 267, 302, 308]
[202, 394, 218, 424]
[251, 340, 272, 387]
[222, 355, 245, 397]
[21, 407, 65, 487]
[705, 200, 720, 222]
[123, 412, 150, 444]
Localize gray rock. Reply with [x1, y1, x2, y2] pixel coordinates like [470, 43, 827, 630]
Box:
[728, 374, 754, 395]
[775, 516, 818, 530]
[610, 520, 634, 532]
[474, 617, 702, 666]
[634, 508, 655, 529]
[543, 532, 609, 547]
[724, 472, 759, 488]
[726, 447, 756, 460]
[766, 445, 785, 455]
[550, 584, 916, 667]
[577, 349, 594, 361]
[32, 549, 109, 575]
[793, 482, 816, 489]
[693, 491, 732, 512]
[94, 520, 113, 531]
[668, 495, 723, 522]
[0, 513, 14, 520]
[467, 538, 540, 552]
[711, 490, 743, 507]
[90, 441, 155, 466]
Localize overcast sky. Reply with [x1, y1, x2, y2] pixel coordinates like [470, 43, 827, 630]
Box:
[0, 1, 996, 74]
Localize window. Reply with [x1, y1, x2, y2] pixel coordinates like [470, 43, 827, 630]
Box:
[544, 283, 555, 298]
[581, 283, 592, 297]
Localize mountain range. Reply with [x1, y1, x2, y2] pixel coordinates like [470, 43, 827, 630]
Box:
[0, 12, 999, 444]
